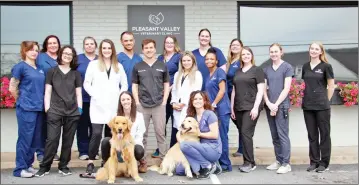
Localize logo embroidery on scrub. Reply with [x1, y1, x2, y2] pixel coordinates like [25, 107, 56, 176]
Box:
[315, 69, 323, 74]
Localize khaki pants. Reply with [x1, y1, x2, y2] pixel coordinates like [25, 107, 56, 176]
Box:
[139, 104, 167, 158]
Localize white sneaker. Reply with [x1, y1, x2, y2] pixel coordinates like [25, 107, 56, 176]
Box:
[266, 161, 281, 170]
[20, 170, 34, 178]
[276, 164, 291, 174]
[27, 167, 38, 174]
[79, 155, 89, 160]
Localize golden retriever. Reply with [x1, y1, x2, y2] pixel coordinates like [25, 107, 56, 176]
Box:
[95, 116, 143, 184]
[149, 117, 200, 178]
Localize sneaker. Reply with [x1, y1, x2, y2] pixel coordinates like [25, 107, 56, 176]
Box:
[266, 161, 281, 170]
[232, 152, 243, 157]
[79, 155, 89, 160]
[53, 154, 60, 161]
[95, 155, 100, 160]
[315, 165, 329, 173]
[20, 170, 34, 178]
[59, 167, 72, 176]
[276, 164, 291, 174]
[213, 162, 222, 175]
[138, 159, 147, 173]
[239, 164, 256, 173]
[306, 164, 318, 172]
[35, 167, 50, 177]
[37, 155, 44, 162]
[86, 163, 95, 174]
[27, 167, 38, 174]
[197, 165, 216, 179]
[151, 149, 160, 158]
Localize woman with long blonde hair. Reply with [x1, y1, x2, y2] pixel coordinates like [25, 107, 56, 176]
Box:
[301, 41, 335, 173]
[170, 51, 202, 147]
[83, 39, 128, 174]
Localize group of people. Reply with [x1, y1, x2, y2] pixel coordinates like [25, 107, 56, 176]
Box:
[9, 28, 335, 179]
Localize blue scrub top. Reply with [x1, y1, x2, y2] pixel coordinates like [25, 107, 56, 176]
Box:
[77, 53, 98, 103]
[192, 47, 226, 90]
[11, 61, 45, 111]
[205, 68, 231, 116]
[157, 53, 180, 86]
[36, 52, 57, 75]
[117, 52, 142, 92]
[226, 60, 241, 98]
[196, 110, 222, 153]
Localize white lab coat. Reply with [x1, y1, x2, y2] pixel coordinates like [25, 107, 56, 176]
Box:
[130, 112, 146, 147]
[171, 71, 202, 129]
[83, 60, 128, 124]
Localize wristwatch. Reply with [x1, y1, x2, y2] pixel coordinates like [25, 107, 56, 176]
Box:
[211, 103, 217, 108]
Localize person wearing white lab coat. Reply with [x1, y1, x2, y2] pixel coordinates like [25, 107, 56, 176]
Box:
[170, 51, 202, 147]
[83, 39, 128, 173]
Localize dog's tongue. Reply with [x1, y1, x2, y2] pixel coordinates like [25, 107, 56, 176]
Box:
[117, 133, 123, 140]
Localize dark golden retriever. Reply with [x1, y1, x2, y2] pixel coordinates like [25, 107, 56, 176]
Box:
[95, 116, 143, 184]
[149, 117, 200, 178]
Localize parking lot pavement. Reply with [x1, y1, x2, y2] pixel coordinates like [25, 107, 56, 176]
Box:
[1, 164, 358, 184]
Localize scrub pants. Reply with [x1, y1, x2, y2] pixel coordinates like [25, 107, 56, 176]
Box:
[229, 93, 243, 154]
[170, 127, 179, 148]
[13, 107, 44, 177]
[235, 110, 260, 166]
[265, 108, 291, 165]
[101, 137, 145, 163]
[76, 102, 92, 156]
[176, 141, 221, 174]
[40, 112, 79, 170]
[35, 112, 47, 157]
[88, 124, 111, 160]
[218, 114, 232, 171]
[303, 109, 331, 168]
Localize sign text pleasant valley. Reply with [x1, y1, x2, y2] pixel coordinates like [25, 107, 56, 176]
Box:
[132, 26, 181, 35]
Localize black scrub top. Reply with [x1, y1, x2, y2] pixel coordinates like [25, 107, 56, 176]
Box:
[301, 61, 334, 110]
[233, 65, 265, 112]
[46, 66, 82, 116]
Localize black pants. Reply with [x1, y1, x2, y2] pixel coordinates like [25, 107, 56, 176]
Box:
[88, 124, 111, 160]
[76, 102, 92, 156]
[101, 137, 145, 163]
[40, 112, 80, 170]
[235, 110, 260, 166]
[169, 127, 179, 148]
[165, 92, 174, 136]
[303, 109, 331, 168]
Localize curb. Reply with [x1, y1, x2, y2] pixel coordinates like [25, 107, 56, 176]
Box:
[1, 146, 357, 170]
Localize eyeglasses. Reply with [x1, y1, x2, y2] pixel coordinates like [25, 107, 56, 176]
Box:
[165, 42, 174, 45]
[63, 52, 73, 57]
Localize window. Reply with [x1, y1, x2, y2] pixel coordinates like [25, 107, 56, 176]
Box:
[1, 2, 72, 75]
[238, 1, 358, 81]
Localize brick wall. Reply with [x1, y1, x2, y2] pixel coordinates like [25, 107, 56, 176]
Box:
[72, 0, 240, 149]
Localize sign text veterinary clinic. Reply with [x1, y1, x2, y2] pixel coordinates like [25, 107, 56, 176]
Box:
[128, 5, 185, 53]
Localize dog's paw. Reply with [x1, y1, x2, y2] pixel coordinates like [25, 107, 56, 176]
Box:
[167, 172, 173, 177]
[134, 177, 143, 182]
[107, 179, 115, 184]
[186, 172, 193, 178]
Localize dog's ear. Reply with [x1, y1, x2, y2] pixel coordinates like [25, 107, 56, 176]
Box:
[126, 118, 133, 131]
[108, 117, 116, 129]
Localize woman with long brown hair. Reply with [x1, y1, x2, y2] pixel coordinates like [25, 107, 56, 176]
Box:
[175, 91, 222, 179]
[83, 39, 128, 174]
[302, 42, 335, 173]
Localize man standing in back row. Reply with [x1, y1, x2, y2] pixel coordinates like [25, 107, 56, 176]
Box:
[132, 39, 170, 170]
[117, 31, 143, 93]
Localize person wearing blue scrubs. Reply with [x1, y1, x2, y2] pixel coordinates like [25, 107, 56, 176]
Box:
[192, 28, 226, 90]
[35, 35, 61, 162]
[204, 48, 232, 172]
[76, 36, 98, 160]
[10, 41, 45, 178]
[176, 91, 222, 179]
[152, 35, 181, 158]
[222, 39, 244, 157]
[117, 31, 142, 93]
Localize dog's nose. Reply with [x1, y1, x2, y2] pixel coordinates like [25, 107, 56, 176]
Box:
[118, 128, 122, 133]
[181, 124, 184, 128]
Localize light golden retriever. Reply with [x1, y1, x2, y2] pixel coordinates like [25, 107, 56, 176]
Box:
[95, 116, 143, 184]
[149, 117, 200, 178]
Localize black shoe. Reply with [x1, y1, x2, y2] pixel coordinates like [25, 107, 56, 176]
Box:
[213, 162, 222, 175]
[35, 167, 50, 177]
[86, 163, 95, 174]
[315, 165, 329, 173]
[100, 161, 105, 168]
[307, 164, 319, 172]
[59, 167, 72, 176]
[198, 165, 216, 179]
